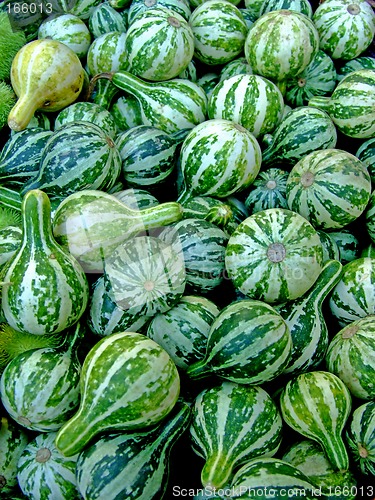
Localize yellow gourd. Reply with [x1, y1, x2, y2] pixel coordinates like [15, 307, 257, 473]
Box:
[7, 39, 85, 132]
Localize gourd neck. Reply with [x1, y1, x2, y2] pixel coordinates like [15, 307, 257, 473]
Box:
[201, 453, 235, 489]
[319, 433, 349, 473]
[134, 201, 183, 232]
[7, 94, 39, 132]
[91, 71, 150, 101]
[308, 96, 331, 112]
[21, 189, 55, 249]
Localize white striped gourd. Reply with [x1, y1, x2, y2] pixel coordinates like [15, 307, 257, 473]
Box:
[94, 70, 207, 134]
[75, 400, 191, 499]
[244, 10, 319, 93]
[325, 315, 375, 400]
[189, 381, 283, 488]
[286, 148, 371, 231]
[189, 0, 248, 66]
[177, 119, 261, 203]
[7, 39, 84, 131]
[208, 74, 284, 138]
[280, 371, 352, 472]
[187, 299, 292, 385]
[52, 190, 183, 273]
[329, 257, 375, 327]
[147, 295, 219, 370]
[20, 121, 122, 198]
[259, 0, 313, 17]
[312, 0, 375, 60]
[225, 208, 324, 304]
[180, 195, 237, 235]
[317, 230, 341, 264]
[337, 55, 375, 81]
[17, 431, 80, 500]
[308, 69, 375, 139]
[54, 332, 180, 457]
[346, 400, 375, 476]
[88, 2, 128, 37]
[125, 7, 194, 81]
[1, 190, 89, 335]
[276, 259, 342, 377]
[127, 0, 192, 25]
[244, 167, 289, 213]
[0, 323, 83, 432]
[356, 136, 375, 183]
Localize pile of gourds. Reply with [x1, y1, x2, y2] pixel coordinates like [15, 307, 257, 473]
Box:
[0, 0, 375, 498]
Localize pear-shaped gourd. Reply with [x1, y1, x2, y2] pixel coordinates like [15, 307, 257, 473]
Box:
[76, 400, 191, 500]
[280, 371, 352, 472]
[0, 322, 83, 432]
[276, 259, 343, 376]
[1, 190, 89, 335]
[8, 39, 85, 132]
[308, 69, 375, 139]
[52, 189, 183, 272]
[189, 381, 283, 489]
[91, 70, 207, 134]
[55, 331, 180, 457]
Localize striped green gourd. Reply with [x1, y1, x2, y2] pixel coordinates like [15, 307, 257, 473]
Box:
[189, 381, 283, 488]
[259, 0, 312, 17]
[0, 415, 29, 495]
[54, 332, 180, 457]
[127, 0, 191, 25]
[177, 119, 261, 203]
[280, 371, 352, 472]
[37, 13, 91, 59]
[181, 195, 238, 234]
[88, 274, 150, 337]
[239, 7, 257, 29]
[75, 400, 191, 500]
[325, 315, 375, 400]
[366, 190, 375, 243]
[1, 190, 89, 335]
[7, 39, 85, 132]
[63, 0, 103, 19]
[0, 226, 22, 267]
[356, 136, 375, 183]
[147, 295, 220, 369]
[88, 1, 128, 37]
[225, 208, 324, 304]
[261, 106, 337, 167]
[17, 431, 80, 500]
[219, 57, 253, 82]
[103, 235, 186, 317]
[110, 94, 143, 132]
[244, 10, 319, 93]
[328, 229, 360, 264]
[329, 257, 375, 327]
[0, 323, 83, 432]
[308, 69, 375, 139]
[337, 56, 375, 81]
[93, 70, 207, 134]
[0, 127, 53, 185]
[125, 7, 194, 81]
[317, 230, 340, 263]
[21, 121, 122, 198]
[112, 188, 159, 209]
[229, 457, 317, 498]
[0, 187, 22, 212]
[244, 167, 289, 213]
[196, 72, 220, 99]
[115, 125, 184, 187]
[208, 74, 284, 138]
[285, 50, 337, 107]
[286, 148, 371, 231]
[312, 0, 375, 60]
[54, 101, 117, 138]
[52, 189, 183, 272]
[282, 439, 357, 499]
[346, 400, 375, 476]
[186, 299, 291, 385]
[158, 218, 228, 293]
[276, 259, 342, 377]
[189, 0, 248, 66]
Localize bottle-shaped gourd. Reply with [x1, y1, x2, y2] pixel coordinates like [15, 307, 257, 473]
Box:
[1, 189, 89, 335]
[8, 39, 85, 131]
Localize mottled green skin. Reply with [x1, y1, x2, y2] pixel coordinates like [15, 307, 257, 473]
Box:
[55, 332, 180, 456]
[329, 257, 375, 327]
[190, 381, 283, 488]
[89, 1, 128, 38]
[356, 136, 375, 184]
[127, 0, 191, 25]
[0, 415, 29, 494]
[313, 0, 375, 60]
[244, 167, 288, 213]
[86, 31, 128, 75]
[225, 208, 324, 304]
[346, 400, 375, 476]
[259, 0, 312, 17]
[0, 226, 22, 266]
[280, 371, 352, 472]
[55, 101, 117, 138]
[286, 148, 371, 230]
[17, 432, 80, 499]
[337, 56, 375, 81]
[125, 7, 194, 81]
[76, 401, 191, 499]
[326, 315, 375, 400]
